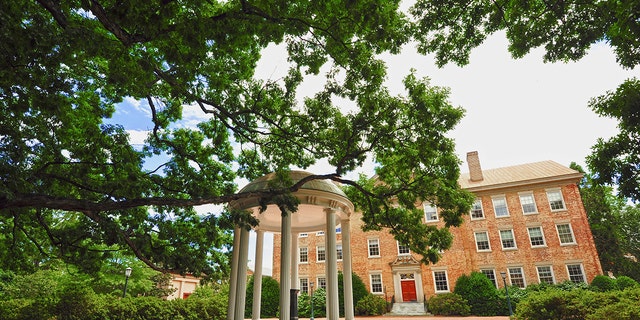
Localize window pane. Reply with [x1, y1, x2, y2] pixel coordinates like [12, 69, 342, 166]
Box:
[475, 232, 491, 251]
[493, 197, 509, 217]
[567, 264, 585, 283]
[557, 224, 575, 244]
[318, 277, 327, 289]
[500, 230, 516, 249]
[547, 190, 566, 210]
[433, 271, 449, 292]
[337, 244, 343, 260]
[368, 239, 380, 257]
[424, 203, 438, 221]
[520, 193, 537, 213]
[508, 267, 526, 288]
[371, 274, 383, 293]
[528, 227, 546, 247]
[471, 200, 484, 219]
[537, 266, 554, 284]
[317, 246, 326, 262]
[398, 243, 411, 255]
[481, 269, 497, 288]
[300, 278, 309, 294]
[299, 247, 308, 263]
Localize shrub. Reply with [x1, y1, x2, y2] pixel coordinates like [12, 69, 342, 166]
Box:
[355, 294, 387, 316]
[590, 275, 618, 292]
[454, 272, 501, 316]
[616, 276, 639, 290]
[244, 275, 280, 318]
[338, 272, 369, 316]
[427, 293, 470, 316]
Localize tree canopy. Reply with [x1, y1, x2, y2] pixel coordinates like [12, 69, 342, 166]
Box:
[0, 0, 475, 277]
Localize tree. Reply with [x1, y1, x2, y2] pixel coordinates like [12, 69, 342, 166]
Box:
[571, 163, 640, 281]
[0, 0, 472, 278]
[409, 0, 640, 201]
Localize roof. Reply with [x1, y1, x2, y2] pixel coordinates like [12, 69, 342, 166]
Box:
[239, 170, 347, 197]
[458, 160, 583, 191]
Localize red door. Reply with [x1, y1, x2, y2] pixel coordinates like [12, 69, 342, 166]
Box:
[401, 280, 417, 302]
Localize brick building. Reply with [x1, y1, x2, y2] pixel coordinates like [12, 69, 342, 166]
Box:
[271, 152, 602, 303]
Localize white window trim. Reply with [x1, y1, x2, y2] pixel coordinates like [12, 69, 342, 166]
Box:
[316, 245, 326, 263]
[474, 231, 492, 252]
[432, 270, 450, 293]
[566, 263, 586, 283]
[556, 223, 577, 246]
[546, 188, 567, 212]
[470, 199, 485, 220]
[337, 242, 343, 261]
[368, 238, 381, 258]
[527, 226, 547, 248]
[519, 192, 538, 215]
[480, 268, 498, 288]
[492, 195, 510, 218]
[508, 266, 527, 288]
[317, 276, 327, 290]
[300, 278, 309, 294]
[397, 241, 411, 256]
[499, 229, 518, 250]
[369, 273, 384, 294]
[536, 265, 556, 285]
[299, 246, 309, 264]
[423, 202, 439, 223]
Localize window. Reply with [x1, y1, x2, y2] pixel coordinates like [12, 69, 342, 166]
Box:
[556, 224, 576, 245]
[299, 247, 308, 263]
[547, 189, 566, 211]
[368, 239, 380, 257]
[337, 244, 343, 260]
[433, 271, 449, 292]
[317, 246, 326, 262]
[316, 231, 325, 236]
[567, 264, 585, 283]
[336, 225, 342, 234]
[500, 229, 517, 249]
[519, 193, 538, 214]
[481, 269, 498, 288]
[471, 199, 484, 219]
[508, 267, 526, 288]
[370, 274, 383, 293]
[474, 231, 491, 251]
[299, 233, 308, 238]
[527, 227, 546, 247]
[424, 203, 438, 222]
[300, 278, 309, 294]
[537, 266, 555, 284]
[317, 277, 327, 289]
[397, 242, 411, 255]
[492, 196, 509, 217]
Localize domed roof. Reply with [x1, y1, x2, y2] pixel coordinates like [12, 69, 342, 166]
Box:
[231, 170, 353, 233]
[239, 170, 347, 197]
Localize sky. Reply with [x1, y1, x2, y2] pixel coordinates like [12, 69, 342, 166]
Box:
[110, 30, 637, 276]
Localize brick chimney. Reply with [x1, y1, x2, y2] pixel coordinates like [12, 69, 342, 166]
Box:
[467, 151, 484, 182]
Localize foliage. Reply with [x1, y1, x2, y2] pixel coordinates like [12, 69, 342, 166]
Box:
[0, 284, 229, 320]
[338, 272, 369, 316]
[244, 275, 280, 318]
[454, 271, 502, 316]
[0, 0, 473, 276]
[427, 293, 470, 316]
[571, 163, 640, 281]
[590, 275, 618, 292]
[514, 287, 640, 320]
[615, 276, 639, 290]
[297, 288, 327, 318]
[587, 78, 640, 202]
[354, 294, 387, 316]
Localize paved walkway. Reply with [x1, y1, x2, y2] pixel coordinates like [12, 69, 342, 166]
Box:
[252, 317, 509, 320]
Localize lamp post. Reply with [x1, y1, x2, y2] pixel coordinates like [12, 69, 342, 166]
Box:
[309, 281, 314, 320]
[500, 271, 513, 316]
[122, 267, 132, 298]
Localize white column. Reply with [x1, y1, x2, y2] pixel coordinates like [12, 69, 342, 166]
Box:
[325, 208, 339, 319]
[252, 230, 265, 320]
[234, 227, 251, 320]
[279, 211, 292, 320]
[341, 218, 355, 320]
[291, 231, 299, 290]
[227, 226, 241, 320]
